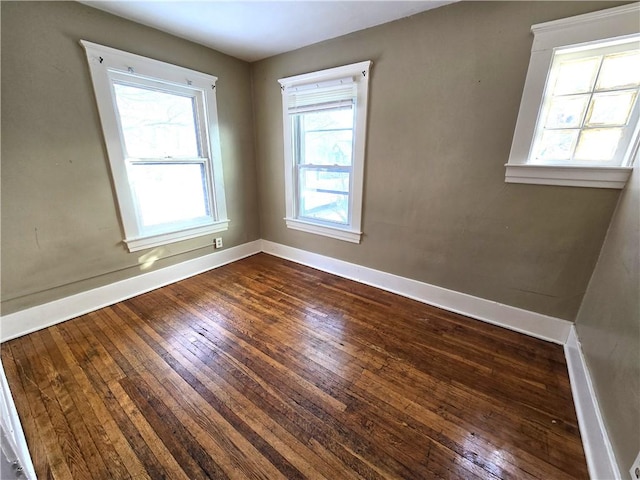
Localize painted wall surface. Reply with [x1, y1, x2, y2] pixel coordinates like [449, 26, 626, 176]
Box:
[1, 1, 259, 314]
[252, 1, 627, 321]
[575, 157, 639, 475]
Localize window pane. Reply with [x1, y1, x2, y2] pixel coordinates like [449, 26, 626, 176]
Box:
[544, 95, 589, 128]
[114, 83, 199, 158]
[552, 57, 600, 95]
[535, 129, 579, 161]
[304, 130, 353, 166]
[302, 107, 353, 130]
[574, 128, 623, 161]
[597, 51, 640, 90]
[294, 107, 354, 166]
[299, 169, 350, 224]
[586, 91, 637, 126]
[130, 163, 209, 228]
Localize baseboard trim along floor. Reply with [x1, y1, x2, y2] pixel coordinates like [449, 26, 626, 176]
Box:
[0, 239, 617, 479]
[0, 240, 262, 343]
[261, 240, 572, 345]
[564, 326, 621, 479]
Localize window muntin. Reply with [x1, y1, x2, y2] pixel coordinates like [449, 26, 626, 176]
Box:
[531, 39, 640, 166]
[279, 61, 371, 243]
[81, 41, 228, 252]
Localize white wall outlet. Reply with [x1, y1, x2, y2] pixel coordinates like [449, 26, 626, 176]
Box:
[214, 237, 223, 249]
[630, 450, 640, 480]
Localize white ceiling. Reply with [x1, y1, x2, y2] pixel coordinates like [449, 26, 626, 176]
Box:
[80, 1, 454, 62]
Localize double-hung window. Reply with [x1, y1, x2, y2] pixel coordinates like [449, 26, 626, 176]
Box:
[81, 41, 228, 252]
[506, 4, 640, 188]
[279, 61, 371, 243]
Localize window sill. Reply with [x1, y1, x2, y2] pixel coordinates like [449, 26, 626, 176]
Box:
[504, 164, 633, 189]
[124, 220, 229, 252]
[285, 218, 362, 243]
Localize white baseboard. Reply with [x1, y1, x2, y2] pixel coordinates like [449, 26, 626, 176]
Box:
[1, 238, 615, 479]
[564, 325, 621, 480]
[0, 240, 262, 343]
[0, 238, 572, 344]
[260, 240, 571, 344]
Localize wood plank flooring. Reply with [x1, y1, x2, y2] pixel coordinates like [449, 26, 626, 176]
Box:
[1, 253, 588, 479]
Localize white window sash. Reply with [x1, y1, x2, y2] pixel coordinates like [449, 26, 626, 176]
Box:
[529, 38, 640, 168]
[126, 158, 216, 235]
[296, 164, 353, 225]
[108, 70, 211, 161]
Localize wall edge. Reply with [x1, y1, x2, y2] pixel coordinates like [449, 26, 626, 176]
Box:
[564, 325, 622, 480]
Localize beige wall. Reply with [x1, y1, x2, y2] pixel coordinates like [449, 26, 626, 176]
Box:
[1, 1, 259, 314]
[252, 1, 628, 321]
[0, 1, 633, 323]
[576, 156, 639, 474]
[2, 0, 638, 469]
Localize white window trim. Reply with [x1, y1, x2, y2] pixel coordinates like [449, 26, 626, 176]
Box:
[81, 40, 228, 252]
[506, 3, 640, 189]
[279, 61, 372, 244]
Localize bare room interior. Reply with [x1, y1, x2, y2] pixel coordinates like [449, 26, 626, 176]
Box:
[1, 1, 638, 479]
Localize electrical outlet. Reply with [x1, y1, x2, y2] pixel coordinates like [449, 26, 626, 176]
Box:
[630, 450, 640, 480]
[214, 237, 223, 249]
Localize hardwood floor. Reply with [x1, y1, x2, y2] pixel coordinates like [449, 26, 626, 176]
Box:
[1, 253, 588, 479]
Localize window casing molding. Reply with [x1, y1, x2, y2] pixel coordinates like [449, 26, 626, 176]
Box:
[279, 61, 372, 243]
[506, 3, 640, 189]
[81, 40, 228, 252]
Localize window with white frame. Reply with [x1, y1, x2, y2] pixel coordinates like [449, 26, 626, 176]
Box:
[81, 41, 228, 252]
[506, 4, 640, 188]
[279, 61, 371, 243]
[532, 40, 639, 165]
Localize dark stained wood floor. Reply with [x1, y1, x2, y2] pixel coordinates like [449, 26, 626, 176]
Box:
[1, 253, 588, 479]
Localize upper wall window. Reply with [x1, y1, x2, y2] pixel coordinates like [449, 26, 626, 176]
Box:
[506, 4, 640, 189]
[81, 41, 228, 252]
[532, 40, 639, 165]
[279, 61, 372, 244]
